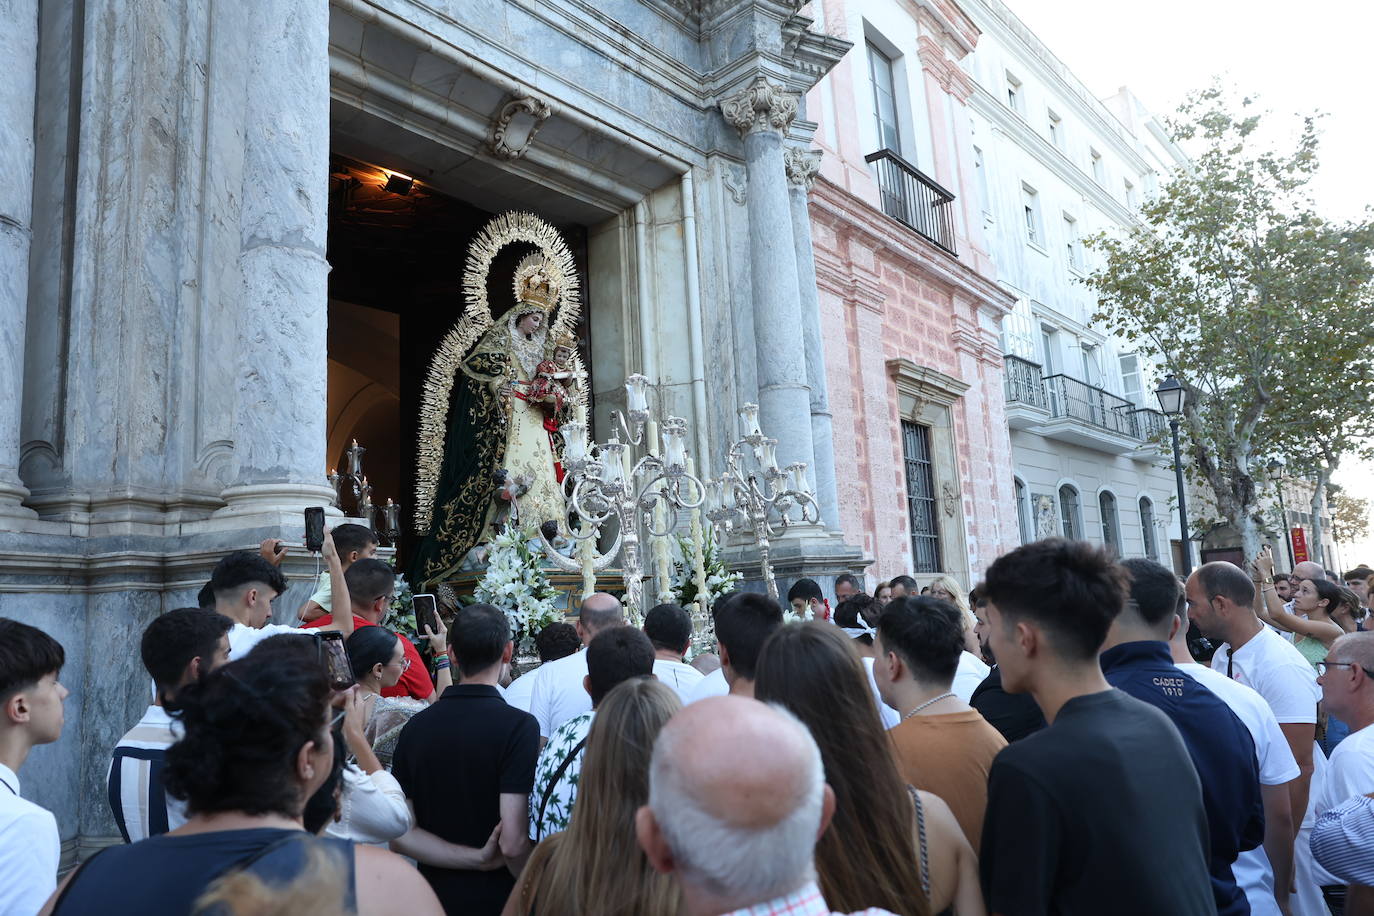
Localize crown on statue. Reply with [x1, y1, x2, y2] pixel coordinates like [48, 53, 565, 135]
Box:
[513, 253, 560, 314]
[553, 331, 579, 351]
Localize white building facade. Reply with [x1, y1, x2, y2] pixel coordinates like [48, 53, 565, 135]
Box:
[958, 0, 1191, 567]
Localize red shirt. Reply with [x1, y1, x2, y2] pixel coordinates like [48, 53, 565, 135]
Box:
[301, 614, 435, 700]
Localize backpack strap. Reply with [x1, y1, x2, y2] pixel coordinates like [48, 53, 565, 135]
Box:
[535, 737, 588, 838]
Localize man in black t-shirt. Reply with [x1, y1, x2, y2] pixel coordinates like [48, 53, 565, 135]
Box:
[978, 539, 1214, 916]
[392, 603, 539, 915]
[968, 583, 1045, 742]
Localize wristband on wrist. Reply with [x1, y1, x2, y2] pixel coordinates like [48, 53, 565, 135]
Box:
[434, 656, 451, 670]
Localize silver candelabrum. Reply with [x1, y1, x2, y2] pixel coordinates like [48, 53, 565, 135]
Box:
[705, 403, 821, 600]
[328, 439, 402, 545]
[538, 374, 705, 623]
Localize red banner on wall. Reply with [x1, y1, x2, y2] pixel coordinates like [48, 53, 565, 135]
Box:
[1291, 527, 1309, 564]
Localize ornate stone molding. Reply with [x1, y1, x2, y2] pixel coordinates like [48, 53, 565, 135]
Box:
[722, 163, 748, 205]
[487, 95, 552, 160]
[784, 147, 823, 191]
[720, 76, 798, 138]
[886, 358, 971, 409]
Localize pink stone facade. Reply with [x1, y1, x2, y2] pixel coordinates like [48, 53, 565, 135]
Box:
[804, 0, 1019, 588]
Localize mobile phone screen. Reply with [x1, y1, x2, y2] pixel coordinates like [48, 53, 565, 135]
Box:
[319, 631, 354, 690]
[304, 507, 326, 553]
[413, 594, 438, 636]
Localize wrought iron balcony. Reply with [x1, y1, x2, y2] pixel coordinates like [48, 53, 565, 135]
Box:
[1001, 355, 1164, 454]
[1004, 355, 1048, 409]
[864, 149, 958, 255]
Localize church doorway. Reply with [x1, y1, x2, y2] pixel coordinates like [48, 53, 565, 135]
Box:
[324, 154, 591, 552]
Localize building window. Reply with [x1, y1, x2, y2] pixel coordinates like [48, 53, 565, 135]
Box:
[1124, 179, 1137, 208]
[1080, 341, 1101, 387]
[1047, 110, 1063, 148]
[1006, 73, 1022, 114]
[1015, 477, 1031, 545]
[902, 421, 942, 573]
[1059, 484, 1082, 540]
[1120, 353, 1143, 407]
[1099, 490, 1120, 555]
[867, 42, 901, 154]
[973, 146, 991, 216]
[1062, 213, 1081, 270]
[1090, 148, 1104, 183]
[1022, 184, 1042, 246]
[1139, 496, 1159, 561]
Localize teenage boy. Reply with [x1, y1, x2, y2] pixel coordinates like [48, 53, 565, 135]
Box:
[0, 619, 68, 915]
[108, 608, 231, 842]
[299, 522, 379, 620]
[979, 539, 1214, 915]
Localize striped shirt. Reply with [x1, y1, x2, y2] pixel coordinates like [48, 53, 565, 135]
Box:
[1311, 794, 1374, 886]
[107, 705, 185, 843]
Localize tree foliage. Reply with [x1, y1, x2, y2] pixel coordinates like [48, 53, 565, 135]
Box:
[1084, 87, 1374, 560]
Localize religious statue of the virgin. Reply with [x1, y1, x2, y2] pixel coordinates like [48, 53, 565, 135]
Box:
[410, 212, 588, 587]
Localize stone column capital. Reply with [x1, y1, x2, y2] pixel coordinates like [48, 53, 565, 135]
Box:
[721, 75, 799, 138]
[784, 147, 823, 191]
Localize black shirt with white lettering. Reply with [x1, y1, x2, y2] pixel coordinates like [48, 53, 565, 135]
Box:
[392, 684, 539, 915]
[979, 688, 1214, 916]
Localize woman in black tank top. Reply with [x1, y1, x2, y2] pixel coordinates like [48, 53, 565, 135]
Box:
[43, 633, 440, 915]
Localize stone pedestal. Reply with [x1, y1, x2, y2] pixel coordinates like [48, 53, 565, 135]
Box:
[0, 0, 38, 518]
[219, 0, 334, 516]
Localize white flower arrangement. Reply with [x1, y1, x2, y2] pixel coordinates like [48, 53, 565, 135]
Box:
[669, 528, 741, 609]
[383, 572, 419, 642]
[474, 527, 561, 652]
[781, 605, 815, 626]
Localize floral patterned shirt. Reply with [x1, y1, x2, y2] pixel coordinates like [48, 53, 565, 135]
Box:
[528, 711, 594, 841]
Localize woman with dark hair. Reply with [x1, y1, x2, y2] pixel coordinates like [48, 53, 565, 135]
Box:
[754, 622, 983, 916]
[874, 581, 893, 609]
[347, 626, 428, 768]
[44, 635, 440, 915]
[503, 677, 682, 916]
[1254, 551, 1345, 667]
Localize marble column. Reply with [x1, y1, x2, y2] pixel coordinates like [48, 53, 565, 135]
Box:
[784, 146, 840, 531]
[720, 76, 817, 480]
[220, 0, 336, 514]
[0, 0, 38, 518]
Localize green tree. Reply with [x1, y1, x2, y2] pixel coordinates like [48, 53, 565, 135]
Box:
[1084, 87, 1374, 562]
[1329, 486, 1371, 551]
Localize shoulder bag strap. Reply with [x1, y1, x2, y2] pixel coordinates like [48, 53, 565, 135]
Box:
[907, 785, 931, 901]
[535, 737, 588, 838]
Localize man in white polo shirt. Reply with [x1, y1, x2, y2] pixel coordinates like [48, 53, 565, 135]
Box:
[643, 603, 703, 704]
[526, 593, 624, 745]
[0, 619, 68, 916]
[1188, 561, 1327, 916]
[1317, 633, 1374, 812]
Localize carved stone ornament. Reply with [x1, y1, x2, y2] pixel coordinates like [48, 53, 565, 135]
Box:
[942, 481, 960, 518]
[720, 76, 799, 138]
[1034, 494, 1057, 538]
[722, 163, 748, 205]
[488, 95, 553, 160]
[784, 147, 823, 191]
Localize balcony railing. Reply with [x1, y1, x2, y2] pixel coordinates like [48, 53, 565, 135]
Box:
[1001, 355, 1164, 444]
[864, 149, 958, 255]
[1004, 354, 1048, 409]
[1044, 374, 1137, 437]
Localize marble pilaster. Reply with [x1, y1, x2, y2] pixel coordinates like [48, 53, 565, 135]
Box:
[720, 76, 817, 479]
[220, 0, 336, 514]
[0, 0, 38, 517]
[783, 146, 840, 531]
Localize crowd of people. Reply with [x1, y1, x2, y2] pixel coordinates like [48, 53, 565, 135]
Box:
[3, 526, 1374, 915]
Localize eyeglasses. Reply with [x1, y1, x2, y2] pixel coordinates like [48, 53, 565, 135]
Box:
[1316, 661, 1374, 678]
[390, 656, 411, 671]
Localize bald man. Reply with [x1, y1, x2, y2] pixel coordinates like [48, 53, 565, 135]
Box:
[1294, 561, 1327, 583]
[636, 696, 894, 916]
[1317, 633, 1374, 817]
[525, 593, 625, 745]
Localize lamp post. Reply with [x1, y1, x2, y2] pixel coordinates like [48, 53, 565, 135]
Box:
[1155, 376, 1193, 575]
[1267, 458, 1295, 569]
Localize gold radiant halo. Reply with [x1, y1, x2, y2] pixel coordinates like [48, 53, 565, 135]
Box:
[414, 211, 588, 534]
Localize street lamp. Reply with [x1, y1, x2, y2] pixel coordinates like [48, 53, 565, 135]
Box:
[1155, 376, 1193, 575]
[1267, 457, 1295, 569]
